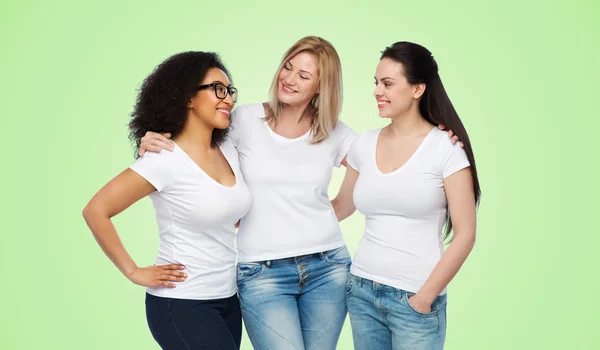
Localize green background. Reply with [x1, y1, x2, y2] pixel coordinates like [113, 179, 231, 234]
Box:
[2, 0, 598, 349]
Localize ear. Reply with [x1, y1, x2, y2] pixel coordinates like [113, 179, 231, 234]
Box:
[413, 83, 426, 99]
[186, 99, 194, 108]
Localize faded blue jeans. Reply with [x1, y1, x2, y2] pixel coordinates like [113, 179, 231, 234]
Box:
[347, 273, 447, 350]
[237, 246, 351, 350]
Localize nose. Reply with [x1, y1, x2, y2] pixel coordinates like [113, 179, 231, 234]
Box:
[373, 83, 383, 98]
[283, 71, 297, 86]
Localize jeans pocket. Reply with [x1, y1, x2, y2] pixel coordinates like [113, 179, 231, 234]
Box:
[346, 273, 357, 295]
[403, 292, 439, 318]
[323, 246, 352, 267]
[236, 263, 265, 290]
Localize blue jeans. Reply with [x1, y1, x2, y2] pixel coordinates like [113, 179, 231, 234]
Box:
[237, 246, 351, 350]
[145, 293, 242, 350]
[346, 274, 447, 350]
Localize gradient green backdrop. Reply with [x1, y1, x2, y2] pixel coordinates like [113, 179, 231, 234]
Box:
[2, 0, 598, 349]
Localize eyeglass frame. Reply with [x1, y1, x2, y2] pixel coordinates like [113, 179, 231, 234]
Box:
[197, 83, 238, 102]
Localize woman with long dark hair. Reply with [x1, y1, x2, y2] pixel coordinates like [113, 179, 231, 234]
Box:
[333, 41, 480, 349]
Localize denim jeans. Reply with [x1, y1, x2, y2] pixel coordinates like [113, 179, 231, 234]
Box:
[237, 246, 351, 350]
[145, 293, 242, 350]
[346, 273, 447, 350]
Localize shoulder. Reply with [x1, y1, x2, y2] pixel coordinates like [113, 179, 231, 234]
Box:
[329, 120, 357, 142]
[219, 138, 239, 156]
[431, 128, 463, 153]
[133, 147, 179, 167]
[232, 103, 266, 119]
[332, 120, 354, 134]
[354, 128, 380, 144]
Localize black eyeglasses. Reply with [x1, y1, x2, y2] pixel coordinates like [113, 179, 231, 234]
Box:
[197, 83, 238, 103]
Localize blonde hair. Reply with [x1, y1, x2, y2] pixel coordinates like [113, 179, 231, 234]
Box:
[266, 36, 342, 144]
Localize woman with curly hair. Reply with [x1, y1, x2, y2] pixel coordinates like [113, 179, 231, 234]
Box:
[82, 51, 251, 350]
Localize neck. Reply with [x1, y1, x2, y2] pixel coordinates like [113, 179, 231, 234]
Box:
[387, 105, 431, 137]
[172, 114, 214, 151]
[280, 102, 315, 124]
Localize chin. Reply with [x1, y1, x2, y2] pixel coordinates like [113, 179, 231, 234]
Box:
[213, 120, 230, 130]
[378, 111, 392, 119]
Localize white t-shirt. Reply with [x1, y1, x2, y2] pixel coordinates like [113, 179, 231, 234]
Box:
[129, 140, 251, 300]
[228, 103, 357, 262]
[347, 127, 470, 294]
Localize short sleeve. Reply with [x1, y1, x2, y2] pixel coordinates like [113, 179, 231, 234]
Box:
[129, 151, 176, 192]
[345, 133, 363, 172]
[333, 121, 358, 168]
[440, 138, 470, 179]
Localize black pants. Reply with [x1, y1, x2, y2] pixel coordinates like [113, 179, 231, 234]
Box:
[145, 293, 242, 350]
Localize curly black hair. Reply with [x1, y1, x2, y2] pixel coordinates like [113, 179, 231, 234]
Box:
[128, 51, 231, 157]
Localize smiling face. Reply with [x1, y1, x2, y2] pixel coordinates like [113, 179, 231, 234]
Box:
[373, 58, 425, 119]
[276, 51, 320, 107]
[187, 67, 235, 129]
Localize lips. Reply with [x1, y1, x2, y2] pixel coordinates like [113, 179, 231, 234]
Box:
[377, 100, 390, 109]
[216, 108, 231, 117]
[281, 83, 297, 94]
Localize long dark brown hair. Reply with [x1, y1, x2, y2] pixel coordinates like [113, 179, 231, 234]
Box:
[381, 42, 481, 239]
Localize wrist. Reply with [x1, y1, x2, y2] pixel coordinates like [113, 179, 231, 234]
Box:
[123, 264, 139, 280]
[416, 289, 437, 304]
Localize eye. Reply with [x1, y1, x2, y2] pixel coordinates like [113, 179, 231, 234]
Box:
[300, 75, 309, 80]
[216, 85, 227, 94]
[284, 64, 292, 71]
[384, 83, 391, 87]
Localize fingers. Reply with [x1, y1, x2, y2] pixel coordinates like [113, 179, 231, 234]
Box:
[438, 124, 446, 130]
[448, 130, 454, 138]
[140, 134, 174, 152]
[161, 132, 172, 138]
[159, 273, 186, 282]
[156, 281, 176, 288]
[451, 135, 460, 145]
[460, 141, 464, 148]
[160, 264, 186, 270]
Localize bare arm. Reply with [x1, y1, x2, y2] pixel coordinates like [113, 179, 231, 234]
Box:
[331, 156, 360, 222]
[82, 169, 186, 288]
[409, 167, 476, 312]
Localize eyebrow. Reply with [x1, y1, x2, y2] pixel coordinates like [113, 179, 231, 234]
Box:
[286, 61, 314, 77]
[209, 80, 231, 86]
[374, 76, 396, 81]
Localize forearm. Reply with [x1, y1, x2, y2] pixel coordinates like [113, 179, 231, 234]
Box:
[417, 233, 476, 302]
[331, 198, 355, 222]
[83, 208, 138, 279]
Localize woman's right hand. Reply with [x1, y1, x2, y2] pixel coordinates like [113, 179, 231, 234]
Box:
[127, 264, 187, 288]
[139, 132, 174, 157]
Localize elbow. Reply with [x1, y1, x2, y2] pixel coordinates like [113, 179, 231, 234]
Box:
[332, 199, 355, 222]
[453, 228, 476, 250]
[82, 200, 103, 224]
[82, 202, 96, 224]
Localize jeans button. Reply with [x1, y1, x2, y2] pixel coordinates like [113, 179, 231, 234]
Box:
[265, 260, 272, 267]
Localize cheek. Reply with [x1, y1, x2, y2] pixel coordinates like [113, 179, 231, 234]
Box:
[278, 69, 288, 81]
[301, 80, 318, 94]
[389, 88, 413, 106]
